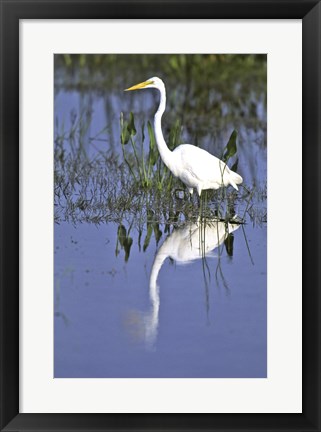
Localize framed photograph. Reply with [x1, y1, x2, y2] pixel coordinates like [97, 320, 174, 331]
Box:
[1, 0, 320, 431]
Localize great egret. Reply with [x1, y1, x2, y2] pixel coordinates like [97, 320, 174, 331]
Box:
[125, 77, 243, 196]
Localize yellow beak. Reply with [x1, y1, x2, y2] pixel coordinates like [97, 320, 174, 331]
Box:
[124, 80, 153, 91]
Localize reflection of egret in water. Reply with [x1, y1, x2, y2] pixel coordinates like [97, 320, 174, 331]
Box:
[142, 218, 241, 349]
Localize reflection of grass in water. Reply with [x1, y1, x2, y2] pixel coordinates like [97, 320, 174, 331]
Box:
[192, 215, 255, 322]
[198, 216, 238, 299]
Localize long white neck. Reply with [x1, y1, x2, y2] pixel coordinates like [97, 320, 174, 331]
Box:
[154, 85, 176, 174]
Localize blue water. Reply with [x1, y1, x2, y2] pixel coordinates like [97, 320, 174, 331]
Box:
[54, 221, 266, 378]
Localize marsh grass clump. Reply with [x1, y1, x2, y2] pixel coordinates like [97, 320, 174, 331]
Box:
[120, 111, 183, 192]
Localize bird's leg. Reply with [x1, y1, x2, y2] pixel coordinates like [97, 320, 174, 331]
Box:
[188, 188, 194, 207]
[184, 189, 197, 220]
[198, 190, 204, 220]
[204, 190, 208, 216]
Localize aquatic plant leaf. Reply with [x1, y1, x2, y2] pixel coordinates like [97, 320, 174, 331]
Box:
[231, 158, 239, 173]
[143, 225, 153, 252]
[127, 112, 137, 137]
[115, 238, 120, 257]
[224, 233, 234, 256]
[117, 224, 127, 247]
[223, 130, 237, 163]
[147, 121, 155, 150]
[153, 224, 162, 245]
[138, 229, 142, 252]
[120, 113, 130, 145]
[169, 119, 181, 150]
[124, 237, 133, 262]
[141, 121, 145, 143]
[149, 148, 159, 167]
[147, 121, 159, 166]
[116, 224, 133, 261]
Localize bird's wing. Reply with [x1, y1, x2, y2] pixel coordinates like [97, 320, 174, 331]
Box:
[174, 144, 228, 183]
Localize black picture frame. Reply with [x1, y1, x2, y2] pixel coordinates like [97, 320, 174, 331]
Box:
[0, 1, 320, 431]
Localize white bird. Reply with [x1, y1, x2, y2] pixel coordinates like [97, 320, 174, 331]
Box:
[125, 76, 243, 196]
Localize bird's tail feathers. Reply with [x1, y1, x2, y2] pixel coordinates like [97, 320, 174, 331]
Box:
[230, 171, 243, 185]
[229, 179, 239, 191]
[229, 171, 243, 191]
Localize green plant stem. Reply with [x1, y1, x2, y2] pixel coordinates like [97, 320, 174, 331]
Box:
[130, 137, 144, 183]
[121, 142, 137, 181]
